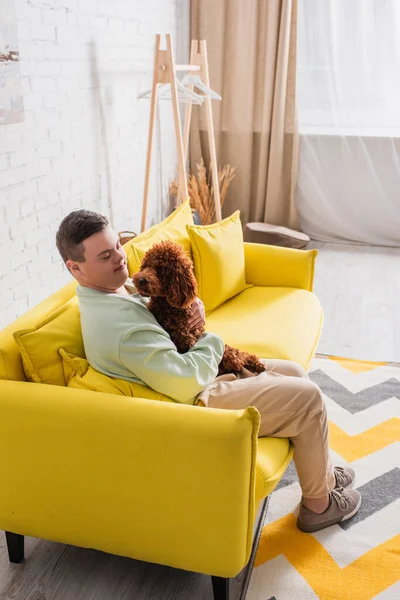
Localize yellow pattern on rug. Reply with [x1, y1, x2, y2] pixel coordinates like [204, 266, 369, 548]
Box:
[328, 355, 387, 374]
[255, 514, 399, 600]
[249, 356, 400, 600]
[329, 419, 400, 461]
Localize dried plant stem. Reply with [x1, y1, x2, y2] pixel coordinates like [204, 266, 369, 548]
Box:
[170, 159, 236, 225]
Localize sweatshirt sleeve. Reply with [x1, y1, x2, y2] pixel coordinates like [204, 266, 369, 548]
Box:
[118, 323, 225, 403]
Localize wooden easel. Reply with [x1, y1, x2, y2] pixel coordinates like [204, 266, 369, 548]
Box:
[141, 34, 221, 232]
[182, 40, 221, 222]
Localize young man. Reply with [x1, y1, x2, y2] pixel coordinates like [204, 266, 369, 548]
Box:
[56, 209, 361, 532]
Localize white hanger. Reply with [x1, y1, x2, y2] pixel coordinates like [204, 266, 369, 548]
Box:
[138, 79, 204, 105]
[159, 79, 204, 104]
[180, 74, 222, 101]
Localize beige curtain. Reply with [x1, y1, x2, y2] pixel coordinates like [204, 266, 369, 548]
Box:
[190, 0, 299, 229]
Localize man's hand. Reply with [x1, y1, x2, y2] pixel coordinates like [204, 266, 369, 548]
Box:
[189, 297, 205, 329]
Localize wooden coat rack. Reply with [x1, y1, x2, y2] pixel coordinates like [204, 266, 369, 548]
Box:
[141, 34, 221, 232]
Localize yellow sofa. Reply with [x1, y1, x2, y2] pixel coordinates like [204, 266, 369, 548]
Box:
[0, 241, 322, 600]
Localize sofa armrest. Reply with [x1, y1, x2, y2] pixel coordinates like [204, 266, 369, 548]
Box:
[244, 242, 318, 291]
[0, 380, 260, 578]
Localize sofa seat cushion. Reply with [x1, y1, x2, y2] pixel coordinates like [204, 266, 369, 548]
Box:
[205, 286, 323, 369]
[255, 437, 293, 501]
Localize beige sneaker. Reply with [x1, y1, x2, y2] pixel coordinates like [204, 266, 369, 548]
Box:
[297, 488, 362, 533]
[334, 466, 356, 489]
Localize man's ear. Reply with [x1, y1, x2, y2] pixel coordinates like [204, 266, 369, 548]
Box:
[66, 259, 81, 273]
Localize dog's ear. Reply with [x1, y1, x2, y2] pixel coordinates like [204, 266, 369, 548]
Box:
[161, 242, 198, 308]
[164, 263, 197, 308]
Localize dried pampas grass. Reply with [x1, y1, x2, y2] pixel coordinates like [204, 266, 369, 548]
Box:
[170, 159, 235, 225]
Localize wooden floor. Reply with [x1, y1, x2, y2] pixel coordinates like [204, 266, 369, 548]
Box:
[1, 241, 399, 600]
[0, 535, 217, 600]
[311, 242, 400, 363]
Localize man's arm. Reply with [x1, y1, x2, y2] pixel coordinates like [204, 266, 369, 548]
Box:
[119, 324, 225, 403]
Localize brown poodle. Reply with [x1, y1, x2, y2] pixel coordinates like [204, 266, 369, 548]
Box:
[131, 240, 265, 377]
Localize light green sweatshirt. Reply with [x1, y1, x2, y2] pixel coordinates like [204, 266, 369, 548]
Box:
[76, 282, 225, 404]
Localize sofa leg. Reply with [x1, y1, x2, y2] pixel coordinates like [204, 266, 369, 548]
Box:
[211, 576, 230, 600]
[5, 532, 24, 563]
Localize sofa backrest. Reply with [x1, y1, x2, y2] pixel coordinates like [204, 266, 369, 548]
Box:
[0, 280, 77, 382]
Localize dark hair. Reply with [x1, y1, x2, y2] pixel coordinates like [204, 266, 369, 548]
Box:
[56, 209, 109, 264]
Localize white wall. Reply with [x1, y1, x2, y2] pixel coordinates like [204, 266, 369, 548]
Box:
[0, 0, 190, 329]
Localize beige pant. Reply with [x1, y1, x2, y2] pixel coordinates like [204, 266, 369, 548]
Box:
[198, 359, 336, 499]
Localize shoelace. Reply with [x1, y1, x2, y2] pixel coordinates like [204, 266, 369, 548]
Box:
[334, 466, 348, 487]
[331, 487, 349, 511]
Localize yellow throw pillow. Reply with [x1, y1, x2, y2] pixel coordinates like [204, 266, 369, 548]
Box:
[13, 298, 84, 386]
[124, 199, 194, 274]
[60, 350, 174, 403]
[187, 210, 251, 314]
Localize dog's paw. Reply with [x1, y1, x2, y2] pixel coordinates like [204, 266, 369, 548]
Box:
[243, 355, 266, 375]
[252, 361, 266, 374]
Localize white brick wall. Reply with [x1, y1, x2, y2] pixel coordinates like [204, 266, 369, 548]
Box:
[0, 0, 190, 329]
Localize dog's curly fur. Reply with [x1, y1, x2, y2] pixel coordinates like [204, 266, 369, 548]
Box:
[132, 240, 265, 376]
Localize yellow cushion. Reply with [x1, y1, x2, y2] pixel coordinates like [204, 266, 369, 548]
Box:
[0, 280, 77, 383]
[125, 200, 194, 274]
[13, 298, 84, 386]
[206, 286, 323, 370]
[60, 350, 174, 403]
[187, 211, 251, 314]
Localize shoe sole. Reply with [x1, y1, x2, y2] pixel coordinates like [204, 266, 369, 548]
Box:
[297, 495, 362, 533]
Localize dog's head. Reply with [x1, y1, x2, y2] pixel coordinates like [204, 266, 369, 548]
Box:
[132, 240, 198, 308]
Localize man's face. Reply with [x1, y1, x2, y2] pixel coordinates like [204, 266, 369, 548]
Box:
[66, 225, 129, 292]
